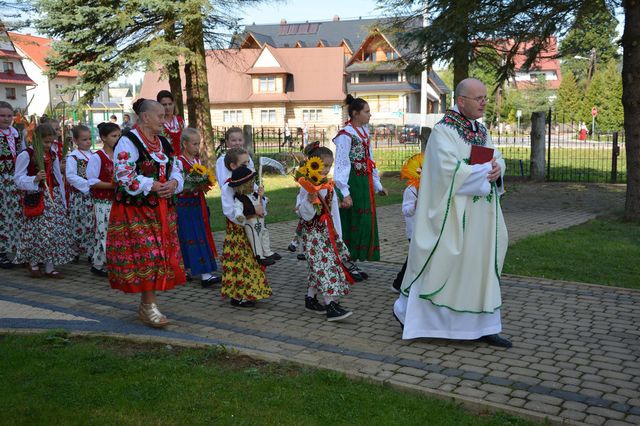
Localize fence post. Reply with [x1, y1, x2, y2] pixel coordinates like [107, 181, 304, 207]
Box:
[243, 124, 254, 155]
[611, 131, 620, 183]
[420, 126, 431, 152]
[530, 111, 546, 181]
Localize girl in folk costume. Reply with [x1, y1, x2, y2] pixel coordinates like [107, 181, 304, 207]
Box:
[176, 128, 221, 288]
[66, 125, 95, 262]
[157, 90, 185, 156]
[219, 148, 271, 308]
[86, 122, 120, 277]
[333, 95, 387, 279]
[106, 99, 186, 328]
[14, 123, 75, 278]
[0, 101, 25, 268]
[296, 144, 354, 321]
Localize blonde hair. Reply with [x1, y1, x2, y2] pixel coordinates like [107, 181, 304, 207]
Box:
[180, 127, 201, 148]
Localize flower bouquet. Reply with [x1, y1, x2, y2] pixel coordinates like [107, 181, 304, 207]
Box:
[184, 163, 216, 194]
[293, 156, 333, 214]
[400, 153, 423, 189]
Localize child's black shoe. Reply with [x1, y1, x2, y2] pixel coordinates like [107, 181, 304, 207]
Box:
[230, 298, 256, 308]
[90, 266, 108, 277]
[287, 243, 297, 252]
[305, 296, 326, 314]
[268, 252, 282, 260]
[326, 301, 352, 322]
[257, 257, 276, 266]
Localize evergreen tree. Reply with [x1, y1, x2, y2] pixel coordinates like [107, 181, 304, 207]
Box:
[555, 71, 582, 123]
[582, 61, 623, 132]
[559, 0, 619, 85]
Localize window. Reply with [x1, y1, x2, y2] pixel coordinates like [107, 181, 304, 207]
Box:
[380, 73, 398, 82]
[363, 52, 375, 62]
[386, 51, 398, 60]
[5, 88, 16, 100]
[223, 110, 243, 123]
[259, 76, 276, 92]
[260, 109, 276, 123]
[3, 62, 14, 73]
[302, 109, 322, 122]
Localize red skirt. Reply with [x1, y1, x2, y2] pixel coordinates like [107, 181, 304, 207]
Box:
[106, 202, 186, 293]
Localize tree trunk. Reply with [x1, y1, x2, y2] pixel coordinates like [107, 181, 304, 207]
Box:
[622, 0, 640, 220]
[164, 20, 184, 117]
[452, 40, 470, 90]
[182, 8, 215, 167]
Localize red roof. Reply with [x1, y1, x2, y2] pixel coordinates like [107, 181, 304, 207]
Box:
[0, 49, 21, 59]
[491, 37, 560, 72]
[140, 46, 345, 104]
[0, 72, 35, 85]
[8, 32, 79, 78]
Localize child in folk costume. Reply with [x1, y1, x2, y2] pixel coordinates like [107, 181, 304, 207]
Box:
[333, 95, 388, 281]
[157, 90, 185, 156]
[228, 165, 277, 266]
[296, 144, 354, 321]
[0, 101, 25, 268]
[391, 153, 422, 293]
[176, 128, 220, 288]
[86, 122, 120, 277]
[14, 123, 75, 278]
[66, 125, 95, 262]
[218, 148, 271, 307]
[107, 99, 186, 328]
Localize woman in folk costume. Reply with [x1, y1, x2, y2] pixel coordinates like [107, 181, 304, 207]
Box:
[176, 127, 221, 288]
[333, 95, 388, 280]
[157, 90, 185, 156]
[86, 122, 120, 277]
[0, 101, 25, 268]
[106, 99, 186, 328]
[296, 144, 354, 322]
[14, 123, 75, 278]
[65, 125, 95, 262]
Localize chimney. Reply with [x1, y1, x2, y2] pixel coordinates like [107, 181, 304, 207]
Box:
[280, 19, 287, 25]
[333, 15, 340, 21]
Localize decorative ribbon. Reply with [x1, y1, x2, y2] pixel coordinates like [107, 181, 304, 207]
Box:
[157, 164, 181, 289]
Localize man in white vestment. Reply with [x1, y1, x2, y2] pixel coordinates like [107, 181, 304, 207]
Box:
[393, 78, 512, 348]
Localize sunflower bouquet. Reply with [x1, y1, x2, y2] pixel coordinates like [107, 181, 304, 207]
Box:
[293, 156, 333, 214]
[400, 153, 423, 189]
[183, 162, 217, 194]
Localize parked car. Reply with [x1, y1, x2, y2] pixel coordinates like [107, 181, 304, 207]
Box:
[400, 125, 420, 144]
[372, 124, 396, 141]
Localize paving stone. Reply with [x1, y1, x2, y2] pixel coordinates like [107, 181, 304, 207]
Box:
[586, 406, 626, 420]
[523, 400, 561, 416]
[396, 366, 428, 378]
[558, 409, 587, 422]
[453, 386, 488, 399]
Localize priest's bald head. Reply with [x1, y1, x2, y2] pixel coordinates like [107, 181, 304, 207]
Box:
[454, 78, 488, 121]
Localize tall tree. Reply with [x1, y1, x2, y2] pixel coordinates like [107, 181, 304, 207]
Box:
[622, 0, 640, 220]
[555, 70, 582, 123]
[559, 0, 620, 85]
[581, 61, 623, 131]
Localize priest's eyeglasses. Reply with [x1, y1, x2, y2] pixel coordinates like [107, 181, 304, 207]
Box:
[461, 95, 488, 104]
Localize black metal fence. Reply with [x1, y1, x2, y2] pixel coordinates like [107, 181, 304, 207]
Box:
[494, 110, 626, 184]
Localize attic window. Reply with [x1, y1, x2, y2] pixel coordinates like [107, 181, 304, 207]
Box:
[3, 62, 14, 73]
[278, 23, 319, 36]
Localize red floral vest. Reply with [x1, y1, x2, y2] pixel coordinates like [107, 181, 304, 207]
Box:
[90, 150, 115, 200]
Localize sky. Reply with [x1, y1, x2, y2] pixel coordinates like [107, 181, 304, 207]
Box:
[238, 0, 381, 26]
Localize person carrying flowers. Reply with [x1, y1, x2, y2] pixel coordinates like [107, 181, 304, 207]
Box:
[295, 142, 354, 322]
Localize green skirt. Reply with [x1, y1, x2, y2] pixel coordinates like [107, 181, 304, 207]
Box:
[338, 170, 380, 261]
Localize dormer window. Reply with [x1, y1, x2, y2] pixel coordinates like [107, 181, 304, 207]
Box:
[259, 76, 276, 92]
[364, 52, 375, 62]
[386, 51, 398, 60]
[3, 62, 14, 73]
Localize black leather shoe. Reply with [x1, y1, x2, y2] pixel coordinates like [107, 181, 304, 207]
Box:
[296, 254, 306, 261]
[268, 252, 282, 260]
[287, 243, 297, 252]
[201, 275, 221, 288]
[90, 266, 108, 277]
[230, 298, 256, 308]
[257, 257, 276, 266]
[305, 296, 326, 314]
[481, 334, 512, 348]
[326, 301, 352, 322]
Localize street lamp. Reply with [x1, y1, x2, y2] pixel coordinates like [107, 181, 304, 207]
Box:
[573, 48, 596, 82]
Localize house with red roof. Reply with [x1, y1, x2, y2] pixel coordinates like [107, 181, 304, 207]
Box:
[9, 32, 80, 116]
[0, 26, 35, 111]
[496, 37, 562, 90]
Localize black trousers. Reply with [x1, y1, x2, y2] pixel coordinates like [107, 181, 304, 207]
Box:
[392, 239, 410, 290]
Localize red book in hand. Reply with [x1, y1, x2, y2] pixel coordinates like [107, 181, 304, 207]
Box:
[469, 145, 494, 165]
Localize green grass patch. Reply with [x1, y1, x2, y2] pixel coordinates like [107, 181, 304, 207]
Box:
[0, 332, 535, 425]
[206, 174, 408, 232]
[504, 216, 640, 289]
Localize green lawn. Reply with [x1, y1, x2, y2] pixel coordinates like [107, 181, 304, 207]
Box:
[205, 174, 407, 232]
[0, 332, 534, 425]
[504, 217, 640, 289]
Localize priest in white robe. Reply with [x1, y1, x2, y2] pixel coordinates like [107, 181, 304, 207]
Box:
[393, 78, 512, 348]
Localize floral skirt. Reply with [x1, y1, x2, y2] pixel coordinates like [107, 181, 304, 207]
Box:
[0, 172, 22, 253]
[221, 220, 271, 301]
[69, 190, 95, 258]
[15, 187, 76, 265]
[92, 199, 112, 269]
[301, 218, 351, 297]
[338, 172, 380, 261]
[106, 202, 186, 293]
[176, 195, 217, 276]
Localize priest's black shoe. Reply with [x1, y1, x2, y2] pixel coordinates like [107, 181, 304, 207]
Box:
[90, 266, 108, 277]
[480, 334, 512, 348]
[268, 252, 282, 260]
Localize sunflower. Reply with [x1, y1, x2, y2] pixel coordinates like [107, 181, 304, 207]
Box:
[207, 170, 217, 186]
[400, 153, 423, 189]
[192, 163, 207, 176]
[308, 172, 321, 185]
[297, 165, 309, 177]
[307, 156, 324, 172]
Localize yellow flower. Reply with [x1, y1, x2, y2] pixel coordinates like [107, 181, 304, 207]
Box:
[207, 170, 217, 186]
[192, 163, 207, 176]
[307, 156, 324, 172]
[297, 165, 309, 177]
[400, 153, 423, 189]
[307, 168, 323, 184]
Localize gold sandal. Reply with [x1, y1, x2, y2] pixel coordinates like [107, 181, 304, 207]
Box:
[138, 303, 170, 328]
